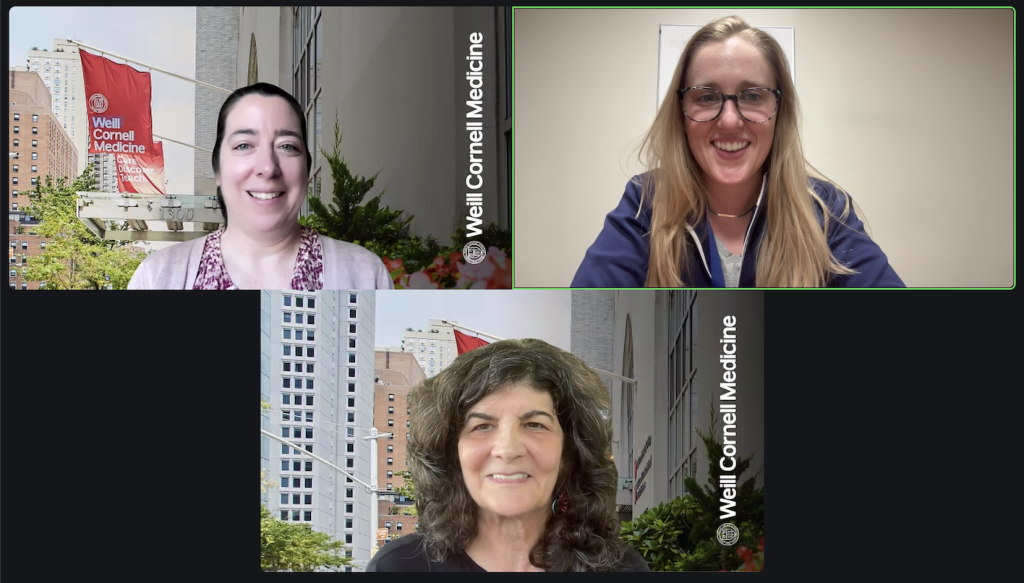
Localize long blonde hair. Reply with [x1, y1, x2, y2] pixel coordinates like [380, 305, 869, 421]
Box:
[639, 15, 857, 287]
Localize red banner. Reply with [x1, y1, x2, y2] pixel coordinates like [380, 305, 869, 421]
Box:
[79, 49, 155, 155]
[454, 329, 490, 355]
[116, 141, 166, 194]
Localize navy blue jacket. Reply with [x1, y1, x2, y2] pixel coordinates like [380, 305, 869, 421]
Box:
[571, 174, 904, 288]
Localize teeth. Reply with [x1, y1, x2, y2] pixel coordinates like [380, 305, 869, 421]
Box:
[249, 192, 283, 200]
[714, 141, 750, 152]
[491, 473, 529, 480]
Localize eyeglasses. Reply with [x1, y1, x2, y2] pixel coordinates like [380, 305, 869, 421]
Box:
[677, 87, 782, 123]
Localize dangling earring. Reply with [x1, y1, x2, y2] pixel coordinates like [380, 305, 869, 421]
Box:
[551, 493, 568, 516]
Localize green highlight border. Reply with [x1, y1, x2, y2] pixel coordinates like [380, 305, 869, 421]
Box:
[509, 6, 1016, 290]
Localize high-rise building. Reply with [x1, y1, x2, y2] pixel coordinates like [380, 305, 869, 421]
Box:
[372, 349, 426, 547]
[194, 7, 239, 201]
[8, 69, 78, 290]
[401, 319, 457, 378]
[237, 7, 512, 246]
[261, 290, 377, 570]
[26, 40, 115, 183]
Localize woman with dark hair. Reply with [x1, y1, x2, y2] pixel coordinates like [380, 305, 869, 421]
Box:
[367, 338, 649, 572]
[128, 82, 392, 289]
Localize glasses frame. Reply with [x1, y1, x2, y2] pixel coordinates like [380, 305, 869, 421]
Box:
[676, 87, 782, 123]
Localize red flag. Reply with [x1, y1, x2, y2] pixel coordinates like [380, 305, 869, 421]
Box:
[454, 329, 490, 355]
[79, 50, 155, 155]
[116, 141, 166, 194]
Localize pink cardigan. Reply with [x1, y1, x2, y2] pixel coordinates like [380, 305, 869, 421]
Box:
[127, 233, 395, 290]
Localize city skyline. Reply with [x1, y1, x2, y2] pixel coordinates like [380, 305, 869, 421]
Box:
[8, 7, 197, 202]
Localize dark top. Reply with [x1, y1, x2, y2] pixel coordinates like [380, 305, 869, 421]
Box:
[571, 173, 905, 288]
[366, 533, 651, 572]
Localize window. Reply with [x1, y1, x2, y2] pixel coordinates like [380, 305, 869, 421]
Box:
[283, 362, 291, 372]
[293, 461, 302, 471]
[387, 445, 393, 453]
[349, 308, 356, 318]
[296, 297, 303, 308]
[407, 433, 410, 441]
[388, 419, 394, 427]
[388, 394, 395, 401]
[305, 411, 313, 422]
[303, 511, 311, 521]
[406, 419, 410, 427]
[296, 314, 303, 324]
[12, 126, 17, 134]
[293, 493, 301, 504]
[294, 329, 303, 341]
[346, 504, 353, 513]
[347, 397, 354, 408]
[387, 470, 393, 478]
[307, 330, 315, 341]
[11, 177, 16, 185]
[388, 407, 394, 414]
[397, 521, 403, 531]
[387, 458, 393, 466]
[348, 353, 356, 363]
[348, 382, 355, 393]
[347, 412, 355, 423]
[11, 203, 17, 211]
[283, 345, 291, 356]
[385, 521, 392, 529]
[281, 443, 289, 454]
[293, 428, 302, 438]
[305, 461, 313, 472]
[305, 428, 313, 439]
[292, 510, 300, 522]
[12, 114, 17, 121]
[283, 378, 291, 389]
[280, 493, 288, 505]
[11, 139, 17, 146]
[31, 178, 37, 186]
[345, 534, 352, 544]
[345, 518, 353, 529]
[349, 324, 356, 334]
[304, 494, 312, 505]
[347, 443, 354, 453]
[305, 478, 313, 488]
[348, 338, 356, 348]
[306, 395, 314, 406]
[283, 329, 291, 340]
[284, 312, 292, 323]
[281, 427, 289, 438]
[31, 165, 36, 173]
[282, 394, 291, 405]
[307, 347, 314, 357]
[307, 363, 314, 373]
[347, 428, 355, 437]
[280, 510, 288, 520]
[295, 346, 303, 357]
[308, 314, 315, 325]
[308, 298, 315, 308]
[348, 368, 355, 378]
[349, 293, 357, 303]
[387, 484, 393, 491]
[32, 114, 38, 122]
[32, 127, 38, 134]
[32, 140, 37, 147]
[284, 296, 291, 306]
[11, 165, 17, 172]
[295, 363, 303, 373]
[281, 460, 289, 471]
[346, 488, 354, 498]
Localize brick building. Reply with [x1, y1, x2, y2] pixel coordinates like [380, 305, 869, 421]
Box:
[373, 348, 426, 546]
[8, 69, 77, 290]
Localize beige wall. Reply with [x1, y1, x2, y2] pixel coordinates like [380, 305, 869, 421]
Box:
[514, 8, 1014, 288]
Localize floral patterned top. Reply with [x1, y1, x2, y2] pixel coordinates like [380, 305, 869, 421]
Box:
[191, 227, 324, 290]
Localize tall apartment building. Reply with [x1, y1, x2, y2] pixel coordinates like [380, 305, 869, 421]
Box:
[25, 40, 115, 185]
[372, 349, 426, 547]
[194, 7, 239, 200]
[8, 69, 78, 290]
[401, 319, 457, 378]
[261, 290, 378, 570]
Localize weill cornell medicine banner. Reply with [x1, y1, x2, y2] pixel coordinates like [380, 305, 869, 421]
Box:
[79, 49, 155, 155]
[116, 141, 167, 195]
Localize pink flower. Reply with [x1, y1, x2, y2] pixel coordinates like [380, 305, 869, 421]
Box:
[407, 271, 439, 289]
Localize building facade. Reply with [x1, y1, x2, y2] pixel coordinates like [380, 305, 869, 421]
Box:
[236, 6, 512, 246]
[25, 40, 116, 184]
[401, 319, 457, 378]
[8, 69, 78, 290]
[372, 349, 426, 547]
[261, 290, 378, 570]
[194, 7, 240, 202]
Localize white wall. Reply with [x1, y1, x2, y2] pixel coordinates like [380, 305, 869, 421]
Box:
[514, 8, 1014, 288]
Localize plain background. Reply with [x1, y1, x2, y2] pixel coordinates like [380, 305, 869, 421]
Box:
[513, 8, 1014, 288]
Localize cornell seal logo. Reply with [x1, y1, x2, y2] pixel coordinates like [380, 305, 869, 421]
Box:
[88, 93, 109, 114]
[462, 241, 487, 265]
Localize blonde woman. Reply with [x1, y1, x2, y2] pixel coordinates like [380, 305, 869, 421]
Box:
[572, 16, 903, 288]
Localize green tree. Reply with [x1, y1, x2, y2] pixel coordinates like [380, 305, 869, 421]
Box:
[261, 504, 354, 572]
[621, 407, 764, 571]
[22, 172, 146, 289]
[392, 471, 417, 517]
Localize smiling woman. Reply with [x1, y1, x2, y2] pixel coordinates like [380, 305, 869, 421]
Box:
[367, 338, 650, 572]
[127, 82, 392, 290]
[571, 15, 904, 288]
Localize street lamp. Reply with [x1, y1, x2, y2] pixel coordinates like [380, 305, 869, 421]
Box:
[362, 427, 393, 554]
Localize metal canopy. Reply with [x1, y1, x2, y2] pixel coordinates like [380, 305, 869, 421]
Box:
[76, 191, 224, 242]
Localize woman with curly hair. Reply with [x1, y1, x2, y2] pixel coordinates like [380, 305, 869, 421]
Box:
[366, 338, 649, 572]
